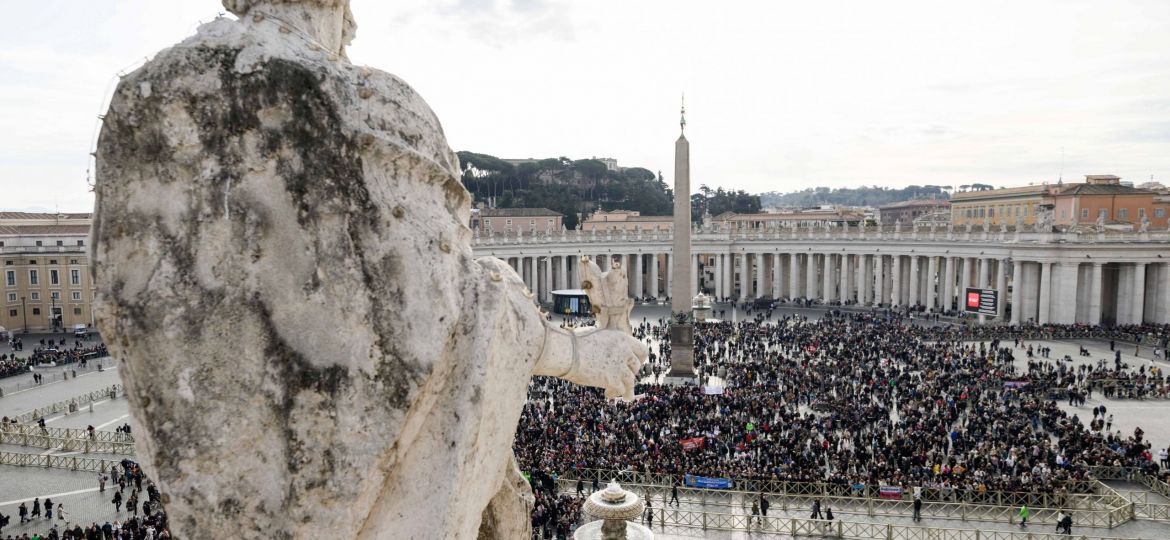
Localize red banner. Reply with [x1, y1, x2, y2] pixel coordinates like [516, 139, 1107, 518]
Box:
[680, 437, 706, 450]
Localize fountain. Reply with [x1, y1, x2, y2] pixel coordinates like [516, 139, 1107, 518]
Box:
[574, 481, 653, 540]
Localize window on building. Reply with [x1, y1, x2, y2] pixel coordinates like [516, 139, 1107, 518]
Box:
[30, 292, 39, 300]
[28, 260, 35, 265]
[50, 291, 60, 300]
[35, 240, 42, 247]
[49, 260, 56, 265]
[0, 241, 4, 247]
[1118, 208, 1129, 220]
[4, 261, 10, 265]
[56, 240, 63, 246]
[1157, 208, 1167, 218]
[29, 269, 38, 286]
[1081, 208, 1089, 219]
[7, 293, 15, 302]
[72, 291, 81, 301]
[73, 307, 82, 315]
[71, 269, 80, 286]
[1099, 209, 1109, 219]
[505, 219, 512, 226]
[32, 308, 40, 315]
[69, 259, 78, 264]
[5, 270, 13, 287]
[49, 269, 59, 285]
[1139, 208, 1146, 218]
[8, 309, 15, 317]
[77, 240, 84, 246]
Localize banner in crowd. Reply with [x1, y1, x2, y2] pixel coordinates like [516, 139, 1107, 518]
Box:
[679, 437, 706, 450]
[1003, 380, 1030, 389]
[684, 474, 733, 489]
[879, 486, 903, 499]
[702, 386, 724, 395]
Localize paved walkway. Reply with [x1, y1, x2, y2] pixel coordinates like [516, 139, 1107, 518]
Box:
[0, 367, 122, 419]
[0, 466, 137, 537]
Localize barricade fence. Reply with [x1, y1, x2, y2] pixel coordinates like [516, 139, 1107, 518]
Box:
[0, 423, 134, 444]
[566, 468, 1101, 509]
[634, 507, 1149, 539]
[0, 430, 135, 455]
[11, 384, 124, 424]
[557, 477, 1130, 529]
[0, 450, 119, 474]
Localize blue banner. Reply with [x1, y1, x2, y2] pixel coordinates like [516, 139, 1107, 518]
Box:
[684, 474, 733, 489]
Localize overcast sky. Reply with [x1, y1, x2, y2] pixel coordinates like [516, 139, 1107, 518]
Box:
[3, 0, 1169, 212]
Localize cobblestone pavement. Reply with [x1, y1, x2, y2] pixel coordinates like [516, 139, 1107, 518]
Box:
[0, 466, 144, 538]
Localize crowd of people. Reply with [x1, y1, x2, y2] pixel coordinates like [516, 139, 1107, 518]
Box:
[0, 459, 167, 540]
[0, 338, 109, 381]
[515, 311, 1170, 536]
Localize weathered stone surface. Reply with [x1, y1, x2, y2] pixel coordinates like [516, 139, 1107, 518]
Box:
[92, 2, 645, 538]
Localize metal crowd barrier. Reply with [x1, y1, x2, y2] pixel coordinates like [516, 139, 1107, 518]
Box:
[11, 384, 124, 424]
[0, 450, 119, 473]
[0, 430, 135, 455]
[637, 509, 1150, 539]
[559, 478, 1129, 529]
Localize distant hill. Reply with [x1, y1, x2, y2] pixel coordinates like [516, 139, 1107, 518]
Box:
[458, 152, 672, 229]
[760, 185, 960, 209]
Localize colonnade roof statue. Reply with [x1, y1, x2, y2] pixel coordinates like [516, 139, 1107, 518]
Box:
[90, 1, 646, 538]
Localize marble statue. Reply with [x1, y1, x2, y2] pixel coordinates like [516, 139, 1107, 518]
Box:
[90, 2, 646, 538]
[1095, 212, 1107, 231]
[580, 257, 634, 334]
[1139, 215, 1151, 233]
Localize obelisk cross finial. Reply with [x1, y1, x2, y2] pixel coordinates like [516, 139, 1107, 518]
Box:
[680, 93, 687, 134]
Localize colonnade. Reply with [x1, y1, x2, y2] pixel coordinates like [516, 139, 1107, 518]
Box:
[483, 231, 1170, 326]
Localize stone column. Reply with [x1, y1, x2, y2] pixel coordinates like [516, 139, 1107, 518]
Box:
[820, 254, 832, 302]
[995, 259, 1007, 320]
[1158, 263, 1170, 324]
[908, 256, 920, 307]
[959, 258, 971, 306]
[714, 254, 724, 299]
[1088, 262, 1103, 325]
[1038, 262, 1052, 324]
[1010, 259, 1024, 325]
[755, 253, 766, 300]
[772, 253, 782, 298]
[926, 256, 938, 311]
[873, 255, 884, 306]
[859, 254, 871, 305]
[631, 253, 643, 299]
[649, 253, 659, 299]
[806, 253, 818, 302]
[891, 255, 902, 307]
[543, 256, 553, 303]
[942, 257, 955, 312]
[841, 254, 852, 304]
[1133, 263, 1147, 324]
[790, 254, 801, 300]
[738, 252, 748, 301]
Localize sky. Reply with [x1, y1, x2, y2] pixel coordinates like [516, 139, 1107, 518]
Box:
[2, 0, 1170, 212]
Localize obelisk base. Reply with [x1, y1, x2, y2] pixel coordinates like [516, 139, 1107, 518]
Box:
[666, 323, 695, 377]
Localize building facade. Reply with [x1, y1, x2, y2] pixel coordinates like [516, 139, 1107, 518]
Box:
[471, 224, 1170, 326]
[469, 208, 563, 235]
[0, 212, 97, 333]
[950, 175, 1169, 229]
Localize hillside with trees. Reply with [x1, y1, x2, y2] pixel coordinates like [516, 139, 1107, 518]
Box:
[458, 151, 672, 229]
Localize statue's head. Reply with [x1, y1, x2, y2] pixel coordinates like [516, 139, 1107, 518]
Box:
[223, 0, 356, 57]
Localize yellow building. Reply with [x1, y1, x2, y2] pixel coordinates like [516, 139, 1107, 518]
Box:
[0, 212, 95, 334]
[949, 185, 1050, 226]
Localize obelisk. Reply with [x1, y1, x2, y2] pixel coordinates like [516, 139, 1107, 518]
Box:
[668, 97, 695, 376]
